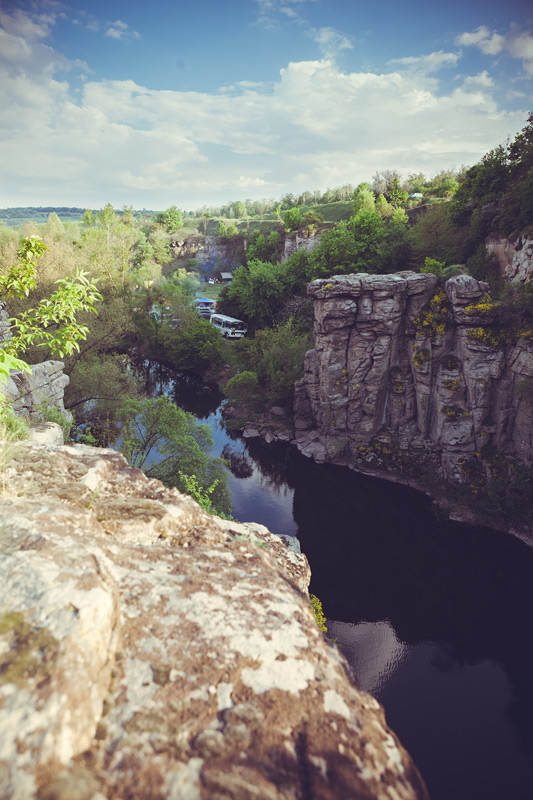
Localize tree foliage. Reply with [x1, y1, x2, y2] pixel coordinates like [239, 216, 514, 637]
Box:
[217, 260, 290, 329]
[0, 237, 102, 379]
[155, 206, 183, 233]
[120, 395, 231, 516]
[234, 317, 311, 407]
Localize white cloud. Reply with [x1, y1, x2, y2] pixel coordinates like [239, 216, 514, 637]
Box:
[219, 80, 268, 93]
[462, 70, 494, 88]
[0, 12, 528, 208]
[254, 0, 315, 29]
[105, 20, 141, 41]
[0, 8, 52, 41]
[308, 27, 353, 61]
[457, 24, 533, 74]
[235, 176, 268, 188]
[389, 51, 460, 73]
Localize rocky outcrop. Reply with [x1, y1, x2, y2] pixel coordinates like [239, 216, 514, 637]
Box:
[1, 360, 70, 421]
[0, 440, 428, 800]
[172, 235, 245, 272]
[486, 234, 533, 283]
[294, 272, 533, 484]
[0, 304, 71, 422]
[282, 230, 322, 262]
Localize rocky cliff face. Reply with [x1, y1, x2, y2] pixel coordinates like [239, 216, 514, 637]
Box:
[1, 359, 70, 421]
[293, 272, 533, 485]
[486, 234, 533, 283]
[0, 439, 428, 800]
[282, 230, 321, 262]
[172, 235, 245, 271]
[0, 305, 70, 422]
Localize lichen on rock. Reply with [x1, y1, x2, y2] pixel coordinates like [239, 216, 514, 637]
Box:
[0, 441, 428, 799]
[294, 271, 533, 494]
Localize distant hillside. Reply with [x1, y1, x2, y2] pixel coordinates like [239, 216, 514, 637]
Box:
[0, 207, 157, 227]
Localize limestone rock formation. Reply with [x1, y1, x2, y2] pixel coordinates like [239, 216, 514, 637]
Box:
[171, 235, 245, 272]
[486, 234, 533, 284]
[1, 305, 71, 422]
[1, 360, 71, 421]
[282, 230, 321, 262]
[294, 272, 533, 484]
[0, 440, 428, 800]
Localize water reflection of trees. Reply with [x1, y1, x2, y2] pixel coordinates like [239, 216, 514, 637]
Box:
[132, 360, 223, 418]
[243, 438, 298, 489]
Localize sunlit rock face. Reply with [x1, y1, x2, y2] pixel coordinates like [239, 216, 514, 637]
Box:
[0, 441, 428, 800]
[294, 272, 533, 482]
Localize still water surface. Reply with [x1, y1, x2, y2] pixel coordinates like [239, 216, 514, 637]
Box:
[152, 367, 533, 800]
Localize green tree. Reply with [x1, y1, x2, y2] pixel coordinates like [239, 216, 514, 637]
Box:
[389, 176, 408, 207]
[120, 395, 231, 516]
[246, 231, 281, 263]
[307, 221, 360, 279]
[224, 370, 260, 413]
[301, 210, 323, 231]
[353, 185, 376, 214]
[155, 206, 183, 233]
[82, 208, 95, 227]
[411, 204, 462, 267]
[283, 207, 303, 232]
[218, 260, 290, 329]
[0, 237, 102, 379]
[380, 207, 411, 271]
[375, 193, 393, 219]
[42, 212, 65, 242]
[231, 201, 246, 219]
[159, 318, 226, 375]
[235, 317, 311, 406]
[349, 207, 385, 270]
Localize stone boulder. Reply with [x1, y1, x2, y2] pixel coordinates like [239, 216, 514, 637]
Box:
[0, 441, 428, 800]
[1, 360, 71, 423]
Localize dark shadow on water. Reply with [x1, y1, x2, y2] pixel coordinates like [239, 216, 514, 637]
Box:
[288, 453, 533, 800]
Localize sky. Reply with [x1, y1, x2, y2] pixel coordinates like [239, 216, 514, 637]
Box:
[0, 0, 532, 211]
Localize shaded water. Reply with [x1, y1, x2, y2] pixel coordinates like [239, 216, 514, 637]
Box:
[144, 365, 533, 800]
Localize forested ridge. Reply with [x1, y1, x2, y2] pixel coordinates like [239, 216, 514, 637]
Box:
[1, 114, 532, 522]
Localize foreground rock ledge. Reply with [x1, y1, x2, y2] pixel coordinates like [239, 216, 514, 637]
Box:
[0, 441, 428, 800]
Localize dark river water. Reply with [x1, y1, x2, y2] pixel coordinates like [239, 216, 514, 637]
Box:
[148, 366, 533, 800]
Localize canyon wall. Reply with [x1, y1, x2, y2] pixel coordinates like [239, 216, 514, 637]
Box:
[171, 235, 246, 272]
[0, 439, 428, 800]
[293, 272, 533, 485]
[486, 233, 533, 283]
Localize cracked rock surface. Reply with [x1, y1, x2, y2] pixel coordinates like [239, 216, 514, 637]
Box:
[0, 442, 427, 799]
[294, 272, 533, 483]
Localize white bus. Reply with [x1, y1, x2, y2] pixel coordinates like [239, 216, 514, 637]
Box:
[209, 313, 248, 338]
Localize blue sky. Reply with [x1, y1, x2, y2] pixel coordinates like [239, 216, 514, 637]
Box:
[0, 0, 532, 210]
